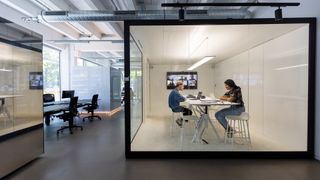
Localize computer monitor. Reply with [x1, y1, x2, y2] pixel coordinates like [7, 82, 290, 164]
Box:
[62, 90, 75, 99]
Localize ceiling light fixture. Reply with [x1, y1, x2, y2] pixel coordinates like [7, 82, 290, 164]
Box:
[0, 68, 13, 72]
[187, 56, 215, 70]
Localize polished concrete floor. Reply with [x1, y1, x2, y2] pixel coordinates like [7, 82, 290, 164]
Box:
[5, 110, 320, 180]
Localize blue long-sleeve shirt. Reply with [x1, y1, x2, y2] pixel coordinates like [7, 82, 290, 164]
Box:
[168, 88, 186, 112]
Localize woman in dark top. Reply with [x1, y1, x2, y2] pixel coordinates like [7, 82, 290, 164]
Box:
[215, 79, 245, 134]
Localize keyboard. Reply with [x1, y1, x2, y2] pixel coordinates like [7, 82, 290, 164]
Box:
[186, 94, 196, 99]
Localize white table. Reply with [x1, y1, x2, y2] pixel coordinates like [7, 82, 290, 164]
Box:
[184, 98, 239, 143]
[0, 95, 23, 121]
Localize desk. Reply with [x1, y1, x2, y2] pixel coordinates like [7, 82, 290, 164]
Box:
[0, 95, 23, 121]
[43, 99, 91, 126]
[185, 98, 239, 143]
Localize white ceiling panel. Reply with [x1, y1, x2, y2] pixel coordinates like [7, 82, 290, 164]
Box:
[131, 24, 306, 65]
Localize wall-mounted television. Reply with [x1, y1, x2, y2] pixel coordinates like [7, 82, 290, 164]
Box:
[29, 72, 43, 89]
[166, 72, 198, 89]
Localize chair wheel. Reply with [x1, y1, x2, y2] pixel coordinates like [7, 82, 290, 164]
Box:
[70, 131, 73, 134]
[81, 127, 83, 131]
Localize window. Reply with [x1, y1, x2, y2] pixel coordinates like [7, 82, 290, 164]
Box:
[76, 58, 99, 67]
[43, 46, 60, 101]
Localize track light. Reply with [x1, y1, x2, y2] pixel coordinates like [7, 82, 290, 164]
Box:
[275, 7, 283, 21]
[162, 2, 300, 21]
[179, 8, 185, 21]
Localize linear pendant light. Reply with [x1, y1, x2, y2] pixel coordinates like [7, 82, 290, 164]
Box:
[187, 56, 215, 70]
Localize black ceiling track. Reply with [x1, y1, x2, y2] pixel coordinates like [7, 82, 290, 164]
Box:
[161, 2, 300, 8]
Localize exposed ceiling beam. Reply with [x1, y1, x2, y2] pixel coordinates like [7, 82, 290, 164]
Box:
[111, 0, 136, 10]
[68, 0, 124, 40]
[109, 51, 122, 57]
[97, 52, 117, 63]
[0, 1, 71, 40]
[35, 0, 102, 39]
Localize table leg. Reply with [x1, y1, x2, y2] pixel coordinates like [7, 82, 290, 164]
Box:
[192, 110, 220, 143]
[192, 113, 208, 143]
[45, 115, 51, 126]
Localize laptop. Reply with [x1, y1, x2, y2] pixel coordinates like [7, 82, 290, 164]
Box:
[196, 91, 203, 99]
[187, 91, 202, 100]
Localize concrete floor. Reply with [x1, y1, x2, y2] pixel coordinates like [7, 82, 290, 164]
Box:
[5, 111, 320, 180]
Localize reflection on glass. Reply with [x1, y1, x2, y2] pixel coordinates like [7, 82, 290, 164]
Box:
[129, 24, 310, 152]
[130, 35, 143, 141]
[0, 21, 42, 136]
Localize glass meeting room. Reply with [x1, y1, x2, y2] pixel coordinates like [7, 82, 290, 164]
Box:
[125, 19, 315, 156]
[0, 20, 43, 136]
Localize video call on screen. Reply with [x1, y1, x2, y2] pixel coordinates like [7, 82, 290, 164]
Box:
[166, 72, 198, 90]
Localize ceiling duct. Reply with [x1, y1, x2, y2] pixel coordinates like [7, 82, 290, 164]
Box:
[37, 9, 252, 22]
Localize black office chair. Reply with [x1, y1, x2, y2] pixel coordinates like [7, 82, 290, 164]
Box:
[43, 94, 56, 121]
[83, 94, 101, 121]
[57, 96, 83, 135]
[43, 94, 55, 103]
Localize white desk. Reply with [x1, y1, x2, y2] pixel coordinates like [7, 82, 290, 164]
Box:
[0, 95, 23, 121]
[184, 98, 239, 143]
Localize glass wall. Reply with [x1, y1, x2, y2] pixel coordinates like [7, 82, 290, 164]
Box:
[43, 46, 60, 101]
[130, 35, 143, 141]
[71, 58, 111, 111]
[127, 22, 313, 154]
[0, 20, 42, 136]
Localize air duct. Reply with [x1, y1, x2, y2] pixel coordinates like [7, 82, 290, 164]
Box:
[37, 9, 252, 22]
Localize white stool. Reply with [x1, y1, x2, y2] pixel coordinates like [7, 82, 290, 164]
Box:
[171, 111, 198, 150]
[224, 112, 251, 148]
[170, 112, 183, 136]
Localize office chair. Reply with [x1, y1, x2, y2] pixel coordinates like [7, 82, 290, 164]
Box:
[83, 94, 101, 121]
[57, 96, 83, 135]
[43, 94, 55, 103]
[43, 94, 56, 121]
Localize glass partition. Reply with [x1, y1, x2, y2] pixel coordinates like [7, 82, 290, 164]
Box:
[0, 19, 42, 137]
[130, 35, 143, 141]
[126, 20, 315, 157]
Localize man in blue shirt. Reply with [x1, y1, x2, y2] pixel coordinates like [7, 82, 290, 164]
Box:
[168, 81, 192, 127]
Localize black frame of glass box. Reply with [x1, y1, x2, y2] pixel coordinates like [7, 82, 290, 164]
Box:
[124, 18, 316, 159]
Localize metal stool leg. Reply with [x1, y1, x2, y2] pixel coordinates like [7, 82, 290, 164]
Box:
[224, 119, 229, 144]
[180, 115, 184, 151]
[170, 113, 175, 136]
[245, 120, 251, 148]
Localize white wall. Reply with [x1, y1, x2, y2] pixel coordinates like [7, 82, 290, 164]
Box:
[148, 64, 215, 117]
[253, 0, 320, 159]
[213, 51, 249, 108]
[214, 26, 309, 150]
